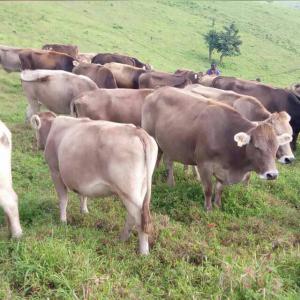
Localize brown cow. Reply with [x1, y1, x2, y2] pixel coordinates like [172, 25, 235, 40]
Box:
[0, 45, 24, 72]
[104, 62, 147, 89]
[200, 76, 300, 150]
[21, 69, 98, 120]
[92, 53, 151, 70]
[30, 113, 158, 255]
[19, 49, 75, 72]
[174, 69, 203, 84]
[142, 87, 292, 210]
[139, 71, 192, 89]
[184, 84, 295, 164]
[72, 62, 117, 88]
[42, 44, 79, 58]
[71, 88, 154, 125]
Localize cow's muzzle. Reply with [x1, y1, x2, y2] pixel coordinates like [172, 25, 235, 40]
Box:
[259, 170, 278, 180]
[278, 155, 295, 164]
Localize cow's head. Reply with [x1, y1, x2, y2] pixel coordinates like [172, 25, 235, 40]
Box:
[264, 112, 295, 164]
[234, 123, 292, 180]
[31, 111, 56, 150]
[143, 64, 152, 71]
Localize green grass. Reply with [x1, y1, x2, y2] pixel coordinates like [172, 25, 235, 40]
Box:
[0, 1, 299, 299]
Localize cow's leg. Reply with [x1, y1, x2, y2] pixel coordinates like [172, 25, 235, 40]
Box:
[80, 196, 88, 214]
[50, 171, 68, 222]
[197, 165, 213, 211]
[120, 213, 135, 242]
[291, 131, 299, 151]
[25, 99, 41, 123]
[156, 148, 163, 168]
[0, 189, 22, 238]
[192, 166, 201, 181]
[122, 200, 149, 255]
[214, 181, 223, 208]
[164, 155, 175, 187]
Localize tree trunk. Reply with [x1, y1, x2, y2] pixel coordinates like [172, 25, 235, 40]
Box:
[219, 54, 224, 64]
[208, 47, 212, 61]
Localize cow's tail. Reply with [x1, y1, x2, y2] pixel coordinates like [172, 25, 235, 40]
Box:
[137, 128, 156, 234]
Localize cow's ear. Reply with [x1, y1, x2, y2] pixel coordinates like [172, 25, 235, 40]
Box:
[30, 115, 41, 130]
[194, 74, 198, 79]
[251, 121, 259, 127]
[279, 111, 291, 122]
[277, 133, 292, 146]
[234, 132, 250, 147]
[73, 60, 79, 67]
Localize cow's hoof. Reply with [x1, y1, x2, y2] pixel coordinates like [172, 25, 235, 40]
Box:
[11, 230, 23, 239]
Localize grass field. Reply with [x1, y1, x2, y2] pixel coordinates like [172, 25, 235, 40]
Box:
[0, 1, 299, 299]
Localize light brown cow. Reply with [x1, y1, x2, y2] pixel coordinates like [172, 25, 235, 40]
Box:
[0, 121, 22, 238]
[31, 114, 158, 255]
[184, 84, 295, 164]
[76, 53, 97, 64]
[0, 45, 24, 72]
[72, 62, 117, 88]
[71, 88, 154, 125]
[139, 71, 193, 89]
[21, 69, 98, 121]
[104, 62, 146, 89]
[142, 87, 292, 210]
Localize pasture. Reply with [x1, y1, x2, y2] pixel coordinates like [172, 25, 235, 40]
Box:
[0, 1, 299, 299]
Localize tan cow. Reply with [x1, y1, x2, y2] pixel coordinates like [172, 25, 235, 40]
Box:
[139, 71, 193, 89]
[72, 62, 117, 88]
[104, 62, 146, 89]
[71, 88, 154, 126]
[142, 87, 292, 210]
[30, 114, 158, 255]
[0, 45, 24, 72]
[0, 121, 22, 238]
[76, 53, 97, 64]
[21, 69, 98, 121]
[184, 84, 295, 164]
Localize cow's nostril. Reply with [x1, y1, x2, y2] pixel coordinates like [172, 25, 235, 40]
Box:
[284, 157, 291, 164]
[266, 172, 277, 180]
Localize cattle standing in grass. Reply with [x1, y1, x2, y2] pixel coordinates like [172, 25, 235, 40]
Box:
[0, 45, 24, 72]
[139, 71, 193, 89]
[92, 53, 151, 70]
[0, 121, 22, 238]
[200, 76, 300, 150]
[42, 44, 79, 58]
[19, 49, 75, 72]
[30, 113, 158, 255]
[76, 52, 97, 64]
[142, 87, 292, 210]
[72, 62, 117, 88]
[184, 84, 295, 164]
[71, 88, 154, 125]
[104, 62, 147, 89]
[21, 69, 98, 120]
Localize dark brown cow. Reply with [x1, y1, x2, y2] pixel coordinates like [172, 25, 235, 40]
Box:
[174, 69, 203, 84]
[139, 71, 192, 89]
[42, 44, 79, 58]
[92, 53, 151, 70]
[142, 87, 292, 210]
[71, 88, 154, 125]
[104, 62, 147, 89]
[19, 49, 75, 72]
[72, 62, 117, 88]
[201, 76, 300, 150]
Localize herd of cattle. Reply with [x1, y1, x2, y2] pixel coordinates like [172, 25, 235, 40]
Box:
[0, 43, 300, 255]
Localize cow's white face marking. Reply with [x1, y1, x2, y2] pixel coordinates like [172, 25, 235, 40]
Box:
[194, 74, 198, 79]
[234, 132, 250, 147]
[259, 169, 278, 180]
[278, 154, 295, 164]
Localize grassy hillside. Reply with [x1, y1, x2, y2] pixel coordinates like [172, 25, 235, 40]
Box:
[0, 1, 299, 299]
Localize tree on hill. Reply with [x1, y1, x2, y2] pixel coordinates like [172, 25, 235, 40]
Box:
[217, 22, 242, 64]
[203, 29, 220, 61]
[203, 22, 242, 64]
